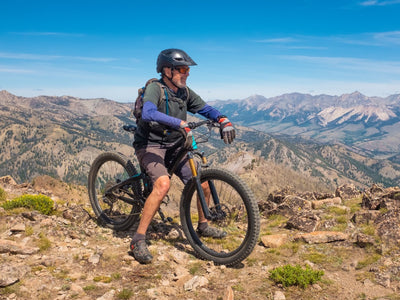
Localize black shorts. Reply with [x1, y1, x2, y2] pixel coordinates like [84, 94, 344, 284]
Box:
[135, 144, 196, 184]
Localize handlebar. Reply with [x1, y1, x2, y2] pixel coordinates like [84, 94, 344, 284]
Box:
[123, 119, 218, 134]
[186, 119, 217, 130]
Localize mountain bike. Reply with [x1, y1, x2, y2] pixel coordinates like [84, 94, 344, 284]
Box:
[87, 120, 260, 266]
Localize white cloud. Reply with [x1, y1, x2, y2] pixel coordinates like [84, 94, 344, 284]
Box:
[373, 31, 400, 44]
[253, 37, 298, 43]
[359, 0, 400, 5]
[254, 31, 400, 48]
[279, 55, 400, 74]
[9, 32, 85, 37]
[0, 67, 34, 74]
[0, 52, 116, 62]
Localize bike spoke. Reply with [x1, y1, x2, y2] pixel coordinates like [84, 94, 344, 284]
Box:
[181, 168, 260, 266]
[88, 152, 142, 230]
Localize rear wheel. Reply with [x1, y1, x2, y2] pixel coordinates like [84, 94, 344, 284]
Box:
[180, 168, 260, 266]
[88, 152, 142, 231]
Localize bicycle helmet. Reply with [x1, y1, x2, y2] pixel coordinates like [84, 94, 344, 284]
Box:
[156, 49, 197, 73]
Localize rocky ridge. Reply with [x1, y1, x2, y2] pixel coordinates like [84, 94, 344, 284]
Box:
[1, 175, 400, 299]
[2, 90, 400, 190]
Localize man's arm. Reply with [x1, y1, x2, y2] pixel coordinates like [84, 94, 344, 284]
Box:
[141, 101, 181, 129]
[196, 104, 221, 121]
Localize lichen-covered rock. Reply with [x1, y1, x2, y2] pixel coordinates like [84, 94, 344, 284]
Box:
[351, 210, 380, 225]
[268, 187, 295, 204]
[286, 211, 320, 233]
[335, 184, 361, 200]
[294, 231, 348, 244]
[273, 195, 312, 217]
[374, 209, 400, 245]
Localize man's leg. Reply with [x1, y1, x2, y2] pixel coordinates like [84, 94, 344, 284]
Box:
[197, 181, 211, 223]
[196, 182, 227, 239]
[130, 175, 170, 263]
[136, 175, 170, 235]
[130, 146, 169, 263]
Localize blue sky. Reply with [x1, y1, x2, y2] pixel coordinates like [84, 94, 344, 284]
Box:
[1, 0, 400, 102]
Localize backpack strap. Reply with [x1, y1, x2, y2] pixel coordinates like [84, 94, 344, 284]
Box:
[155, 81, 190, 115]
[153, 81, 169, 115]
[164, 88, 169, 115]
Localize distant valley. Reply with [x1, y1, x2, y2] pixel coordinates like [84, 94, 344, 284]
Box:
[210, 91, 400, 161]
[1, 90, 400, 193]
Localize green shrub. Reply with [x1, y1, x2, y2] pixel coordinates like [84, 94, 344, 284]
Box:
[1, 194, 54, 215]
[117, 288, 133, 299]
[270, 264, 324, 288]
[0, 187, 7, 202]
[38, 232, 52, 251]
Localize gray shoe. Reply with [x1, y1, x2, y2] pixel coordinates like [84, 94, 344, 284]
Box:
[130, 240, 153, 264]
[196, 226, 227, 239]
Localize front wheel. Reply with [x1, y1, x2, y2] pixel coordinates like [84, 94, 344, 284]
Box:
[88, 152, 142, 231]
[180, 168, 260, 266]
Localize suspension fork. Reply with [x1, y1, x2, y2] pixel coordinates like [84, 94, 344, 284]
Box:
[188, 152, 212, 220]
[196, 152, 222, 211]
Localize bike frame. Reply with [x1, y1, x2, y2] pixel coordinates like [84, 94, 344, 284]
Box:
[106, 120, 223, 221]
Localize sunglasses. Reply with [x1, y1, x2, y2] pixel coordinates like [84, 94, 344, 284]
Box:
[174, 66, 190, 74]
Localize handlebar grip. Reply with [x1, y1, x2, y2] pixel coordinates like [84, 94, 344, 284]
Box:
[187, 122, 197, 129]
[123, 124, 137, 133]
[187, 120, 213, 129]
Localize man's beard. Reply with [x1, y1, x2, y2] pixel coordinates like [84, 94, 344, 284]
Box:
[172, 77, 187, 88]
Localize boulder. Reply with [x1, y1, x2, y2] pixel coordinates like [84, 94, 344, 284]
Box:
[286, 211, 320, 233]
[294, 231, 348, 244]
[312, 197, 342, 209]
[268, 187, 295, 204]
[374, 209, 400, 245]
[355, 233, 376, 248]
[0, 175, 17, 186]
[273, 195, 312, 217]
[0, 239, 40, 255]
[335, 184, 361, 200]
[258, 200, 277, 217]
[351, 210, 380, 225]
[362, 186, 400, 210]
[260, 234, 289, 248]
[0, 264, 30, 287]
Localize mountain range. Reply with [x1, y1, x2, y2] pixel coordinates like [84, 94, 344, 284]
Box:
[210, 91, 400, 161]
[1, 90, 399, 191]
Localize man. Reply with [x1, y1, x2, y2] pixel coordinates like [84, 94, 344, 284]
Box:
[130, 48, 235, 264]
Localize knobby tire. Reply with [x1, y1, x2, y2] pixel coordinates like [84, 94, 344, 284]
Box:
[88, 151, 142, 231]
[180, 168, 260, 266]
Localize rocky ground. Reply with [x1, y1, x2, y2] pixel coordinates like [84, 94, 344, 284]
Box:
[1, 175, 400, 300]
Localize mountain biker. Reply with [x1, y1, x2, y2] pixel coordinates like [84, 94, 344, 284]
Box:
[130, 48, 236, 264]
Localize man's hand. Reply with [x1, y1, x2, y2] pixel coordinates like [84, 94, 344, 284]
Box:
[218, 116, 236, 144]
[179, 122, 193, 149]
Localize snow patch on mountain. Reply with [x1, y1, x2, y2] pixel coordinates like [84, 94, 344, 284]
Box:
[318, 105, 396, 126]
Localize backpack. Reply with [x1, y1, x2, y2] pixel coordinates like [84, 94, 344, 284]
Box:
[131, 78, 190, 123]
[131, 78, 166, 123]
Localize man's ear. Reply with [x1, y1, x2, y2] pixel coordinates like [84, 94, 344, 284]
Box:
[163, 67, 172, 77]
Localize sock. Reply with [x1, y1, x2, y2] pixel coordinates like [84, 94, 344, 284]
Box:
[198, 222, 208, 231]
[132, 233, 146, 244]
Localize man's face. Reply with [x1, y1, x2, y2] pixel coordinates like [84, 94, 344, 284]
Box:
[165, 66, 190, 88]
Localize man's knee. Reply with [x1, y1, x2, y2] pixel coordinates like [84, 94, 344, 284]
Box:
[154, 176, 170, 196]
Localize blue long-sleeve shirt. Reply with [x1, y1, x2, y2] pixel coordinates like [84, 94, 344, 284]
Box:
[142, 102, 221, 129]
